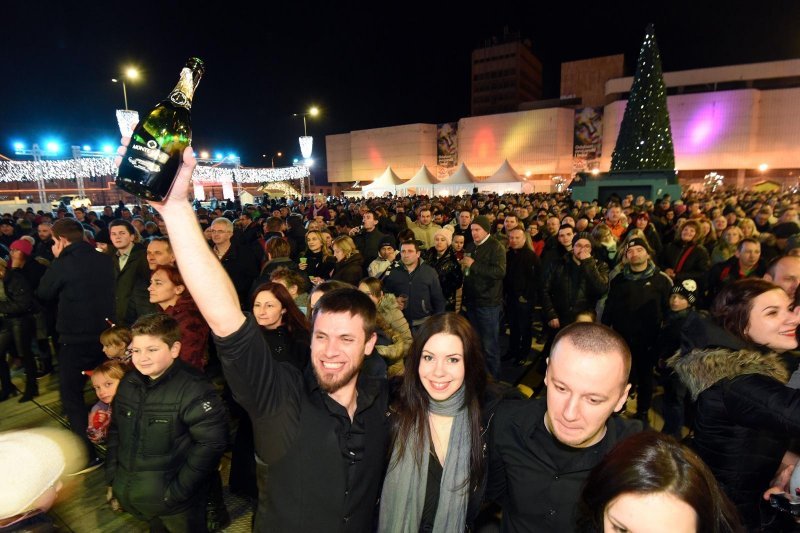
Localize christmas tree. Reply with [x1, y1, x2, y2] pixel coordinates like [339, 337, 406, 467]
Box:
[611, 24, 675, 171]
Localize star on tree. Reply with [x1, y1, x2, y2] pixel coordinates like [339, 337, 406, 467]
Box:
[611, 23, 675, 171]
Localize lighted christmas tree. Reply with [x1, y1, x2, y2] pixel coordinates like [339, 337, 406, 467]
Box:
[611, 23, 675, 171]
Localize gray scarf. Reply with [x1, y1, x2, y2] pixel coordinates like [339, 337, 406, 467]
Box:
[378, 385, 470, 533]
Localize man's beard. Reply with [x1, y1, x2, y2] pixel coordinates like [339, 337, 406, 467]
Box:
[313, 360, 362, 394]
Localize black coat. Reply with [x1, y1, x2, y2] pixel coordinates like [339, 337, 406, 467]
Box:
[486, 397, 641, 532]
[463, 236, 506, 307]
[660, 240, 711, 289]
[669, 314, 800, 529]
[423, 247, 463, 310]
[37, 241, 115, 343]
[215, 315, 390, 532]
[113, 243, 157, 326]
[332, 253, 364, 287]
[219, 241, 260, 310]
[302, 249, 336, 280]
[504, 246, 542, 305]
[542, 254, 609, 325]
[106, 359, 228, 521]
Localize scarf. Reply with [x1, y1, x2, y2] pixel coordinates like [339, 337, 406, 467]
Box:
[379, 385, 470, 533]
[623, 260, 657, 281]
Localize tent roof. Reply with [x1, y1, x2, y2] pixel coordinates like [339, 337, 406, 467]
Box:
[438, 162, 475, 185]
[482, 160, 522, 183]
[399, 165, 437, 188]
[363, 166, 403, 190]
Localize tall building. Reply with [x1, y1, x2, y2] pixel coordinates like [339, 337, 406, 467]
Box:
[471, 34, 542, 116]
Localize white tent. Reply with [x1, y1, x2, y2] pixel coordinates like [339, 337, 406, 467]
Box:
[435, 163, 476, 196]
[362, 166, 403, 197]
[476, 159, 523, 193]
[396, 165, 438, 196]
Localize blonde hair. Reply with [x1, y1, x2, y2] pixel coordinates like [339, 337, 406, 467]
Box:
[332, 235, 357, 258]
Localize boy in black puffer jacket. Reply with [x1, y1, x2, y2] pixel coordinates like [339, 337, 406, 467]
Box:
[106, 314, 228, 531]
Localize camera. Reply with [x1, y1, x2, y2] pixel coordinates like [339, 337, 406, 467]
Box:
[770, 493, 800, 516]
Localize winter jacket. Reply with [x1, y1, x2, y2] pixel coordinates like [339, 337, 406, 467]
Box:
[504, 246, 542, 305]
[706, 256, 766, 305]
[353, 228, 387, 271]
[660, 240, 711, 289]
[668, 314, 800, 528]
[423, 247, 463, 310]
[106, 359, 228, 521]
[601, 263, 672, 351]
[381, 259, 445, 324]
[487, 397, 641, 532]
[463, 235, 506, 308]
[542, 254, 609, 325]
[332, 253, 364, 287]
[302, 249, 336, 280]
[0, 269, 37, 318]
[219, 241, 261, 310]
[37, 241, 115, 343]
[410, 221, 442, 250]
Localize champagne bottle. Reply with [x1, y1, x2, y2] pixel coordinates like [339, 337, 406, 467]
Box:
[116, 57, 205, 201]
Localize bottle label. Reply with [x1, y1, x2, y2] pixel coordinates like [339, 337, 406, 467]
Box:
[127, 137, 170, 173]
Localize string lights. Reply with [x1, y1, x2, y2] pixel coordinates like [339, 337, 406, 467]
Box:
[0, 158, 310, 184]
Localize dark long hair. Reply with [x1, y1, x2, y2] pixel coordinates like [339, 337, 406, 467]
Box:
[711, 278, 783, 345]
[251, 282, 310, 336]
[578, 432, 742, 532]
[393, 312, 487, 489]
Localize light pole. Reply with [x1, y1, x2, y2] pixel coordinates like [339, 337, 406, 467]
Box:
[111, 67, 140, 110]
[293, 106, 319, 136]
[262, 151, 283, 168]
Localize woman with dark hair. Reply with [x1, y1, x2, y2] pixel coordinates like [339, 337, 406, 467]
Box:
[622, 212, 662, 257]
[331, 235, 363, 287]
[148, 265, 209, 370]
[668, 279, 800, 529]
[660, 220, 711, 291]
[379, 313, 501, 532]
[578, 432, 742, 532]
[230, 281, 311, 499]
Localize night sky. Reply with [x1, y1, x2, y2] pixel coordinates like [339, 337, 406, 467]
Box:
[2, 1, 798, 179]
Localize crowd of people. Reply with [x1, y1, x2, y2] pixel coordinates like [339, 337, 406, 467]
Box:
[4, 148, 800, 532]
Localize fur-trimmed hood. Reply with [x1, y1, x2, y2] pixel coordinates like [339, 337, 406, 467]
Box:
[668, 347, 789, 400]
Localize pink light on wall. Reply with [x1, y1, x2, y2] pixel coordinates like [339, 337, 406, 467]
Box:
[682, 101, 728, 153]
[471, 128, 497, 163]
[368, 145, 385, 168]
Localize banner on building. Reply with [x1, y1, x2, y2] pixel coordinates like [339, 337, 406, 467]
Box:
[573, 107, 603, 173]
[437, 122, 458, 168]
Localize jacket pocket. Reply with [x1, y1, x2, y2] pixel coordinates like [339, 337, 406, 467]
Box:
[141, 414, 174, 456]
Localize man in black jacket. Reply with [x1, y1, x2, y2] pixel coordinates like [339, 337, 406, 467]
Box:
[382, 240, 445, 331]
[37, 218, 115, 468]
[109, 220, 156, 326]
[504, 227, 541, 365]
[138, 146, 389, 533]
[602, 238, 672, 426]
[351, 210, 386, 275]
[487, 322, 641, 532]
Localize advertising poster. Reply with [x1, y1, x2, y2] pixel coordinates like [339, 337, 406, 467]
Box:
[573, 107, 603, 172]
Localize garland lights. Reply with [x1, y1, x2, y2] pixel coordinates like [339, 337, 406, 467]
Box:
[0, 158, 310, 184]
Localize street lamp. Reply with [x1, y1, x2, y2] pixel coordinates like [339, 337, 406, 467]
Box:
[262, 151, 283, 168]
[111, 67, 140, 110]
[293, 106, 320, 136]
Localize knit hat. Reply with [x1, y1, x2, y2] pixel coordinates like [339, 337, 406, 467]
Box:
[471, 215, 491, 233]
[378, 235, 396, 249]
[671, 279, 698, 305]
[10, 239, 32, 257]
[626, 237, 653, 256]
[572, 231, 596, 249]
[434, 228, 452, 246]
[0, 430, 67, 519]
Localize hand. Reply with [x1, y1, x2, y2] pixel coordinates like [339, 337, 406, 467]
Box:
[298, 262, 308, 271]
[115, 134, 197, 214]
[310, 276, 322, 285]
[460, 256, 474, 268]
[548, 318, 560, 329]
[664, 268, 676, 278]
[106, 486, 114, 503]
[764, 457, 798, 500]
[52, 237, 66, 258]
[396, 295, 407, 311]
[575, 248, 592, 261]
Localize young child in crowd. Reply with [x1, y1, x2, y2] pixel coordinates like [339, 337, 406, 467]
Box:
[100, 325, 132, 366]
[87, 360, 126, 445]
[105, 314, 227, 530]
[657, 279, 698, 438]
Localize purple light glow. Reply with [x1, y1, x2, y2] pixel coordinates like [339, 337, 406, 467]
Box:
[680, 100, 728, 152]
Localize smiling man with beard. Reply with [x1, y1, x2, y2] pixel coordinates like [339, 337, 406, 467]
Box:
[118, 143, 391, 533]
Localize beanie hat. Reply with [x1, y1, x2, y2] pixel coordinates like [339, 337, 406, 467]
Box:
[10, 239, 32, 257]
[626, 237, 653, 256]
[772, 222, 800, 239]
[671, 279, 698, 306]
[572, 231, 596, 249]
[378, 235, 396, 249]
[471, 215, 491, 234]
[434, 228, 452, 246]
[0, 430, 66, 519]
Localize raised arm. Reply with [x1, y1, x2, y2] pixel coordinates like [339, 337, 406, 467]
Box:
[115, 142, 244, 336]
